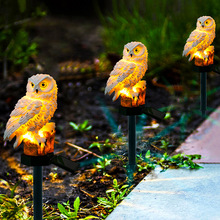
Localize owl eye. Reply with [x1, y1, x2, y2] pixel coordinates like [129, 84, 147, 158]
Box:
[126, 48, 129, 52]
[205, 21, 209, 25]
[134, 48, 140, 54]
[31, 83, 34, 87]
[199, 21, 202, 24]
[40, 82, 47, 88]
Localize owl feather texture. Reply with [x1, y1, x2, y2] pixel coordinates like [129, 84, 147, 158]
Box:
[4, 74, 58, 148]
[105, 41, 148, 102]
[183, 16, 215, 61]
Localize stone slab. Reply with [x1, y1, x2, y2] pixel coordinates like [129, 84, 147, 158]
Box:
[174, 106, 220, 163]
[107, 164, 220, 220]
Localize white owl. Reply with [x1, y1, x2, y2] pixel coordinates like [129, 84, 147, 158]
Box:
[105, 41, 148, 101]
[183, 16, 216, 61]
[4, 74, 58, 148]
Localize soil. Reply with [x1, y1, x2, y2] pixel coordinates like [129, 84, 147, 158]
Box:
[0, 15, 220, 218]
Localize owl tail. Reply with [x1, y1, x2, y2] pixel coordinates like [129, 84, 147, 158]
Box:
[13, 135, 23, 148]
[112, 90, 120, 101]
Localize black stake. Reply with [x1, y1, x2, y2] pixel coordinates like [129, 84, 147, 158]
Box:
[33, 166, 43, 220]
[21, 153, 79, 219]
[128, 115, 136, 173]
[200, 72, 207, 117]
[119, 105, 165, 180]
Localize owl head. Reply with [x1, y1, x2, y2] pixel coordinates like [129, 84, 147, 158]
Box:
[196, 16, 216, 32]
[26, 74, 58, 100]
[123, 41, 148, 63]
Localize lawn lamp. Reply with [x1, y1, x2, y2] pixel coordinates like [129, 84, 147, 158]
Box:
[105, 42, 165, 177]
[183, 16, 216, 116]
[4, 74, 78, 220]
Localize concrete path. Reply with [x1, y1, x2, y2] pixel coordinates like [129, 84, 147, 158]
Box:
[175, 106, 220, 163]
[107, 165, 220, 220]
[107, 106, 220, 219]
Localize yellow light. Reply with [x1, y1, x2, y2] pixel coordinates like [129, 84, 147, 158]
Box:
[132, 87, 138, 93]
[119, 88, 130, 97]
[194, 51, 204, 59]
[38, 130, 44, 138]
[23, 132, 36, 143]
[193, 46, 214, 66]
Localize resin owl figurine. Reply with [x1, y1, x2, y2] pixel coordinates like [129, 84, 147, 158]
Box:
[4, 74, 58, 148]
[183, 16, 216, 61]
[105, 41, 148, 101]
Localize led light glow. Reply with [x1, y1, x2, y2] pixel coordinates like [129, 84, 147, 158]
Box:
[194, 46, 214, 66]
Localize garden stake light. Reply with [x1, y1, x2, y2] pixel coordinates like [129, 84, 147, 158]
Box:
[183, 16, 216, 116]
[4, 74, 79, 220]
[105, 42, 165, 178]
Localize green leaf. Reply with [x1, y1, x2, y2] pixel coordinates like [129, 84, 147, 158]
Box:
[164, 112, 171, 120]
[187, 154, 201, 160]
[73, 197, 80, 215]
[113, 179, 117, 186]
[85, 125, 92, 131]
[81, 120, 88, 129]
[145, 150, 151, 159]
[89, 142, 100, 149]
[106, 189, 114, 194]
[69, 122, 78, 130]
[105, 139, 110, 143]
[57, 203, 68, 216]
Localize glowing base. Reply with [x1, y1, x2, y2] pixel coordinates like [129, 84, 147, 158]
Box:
[194, 46, 214, 67]
[23, 122, 55, 156]
[23, 132, 55, 156]
[120, 80, 146, 108]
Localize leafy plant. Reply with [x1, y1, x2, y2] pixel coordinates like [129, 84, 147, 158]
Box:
[49, 197, 98, 220]
[160, 139, 172, 151]
[136, 150, 156, 172]
[136, 150, 202, 172]
[89, 138, 115, 152]
[57, 198, 80, 219]
[0, 179, 31, 220]
[45, 198, 98, 220]
[0, 0, 46, 78]
[1, 28, 37, 64]
[95, 157, 112, 175]
[158, 153, 203, 170]
[97, 179, 129, 213]
[69, 120, 92, 133]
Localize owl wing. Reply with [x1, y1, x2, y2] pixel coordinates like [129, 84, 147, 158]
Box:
[183, 30, 206, 59]
[4, 96, 42, 142]
[105, 60, 136, 96]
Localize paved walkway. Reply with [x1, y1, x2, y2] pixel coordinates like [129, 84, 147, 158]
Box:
[107, 107, 220, 220]
[175, 106, 220, 163]
[107, 165, 220, 220]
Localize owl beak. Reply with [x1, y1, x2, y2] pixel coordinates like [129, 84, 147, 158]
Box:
[201, 24, 205, 28]
[36, 89, 38, 94]
[129, 52, 133, 57]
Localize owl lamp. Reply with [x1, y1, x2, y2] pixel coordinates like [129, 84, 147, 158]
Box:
[105, 42, 165, 178]
[4, 74, 57, 220]
[183, 16, 215, 67]
[4, 74, 57, 156]
[183, 16, 216, 116]
[105, 41, 148, 108]
[4, 74, 79, 220]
